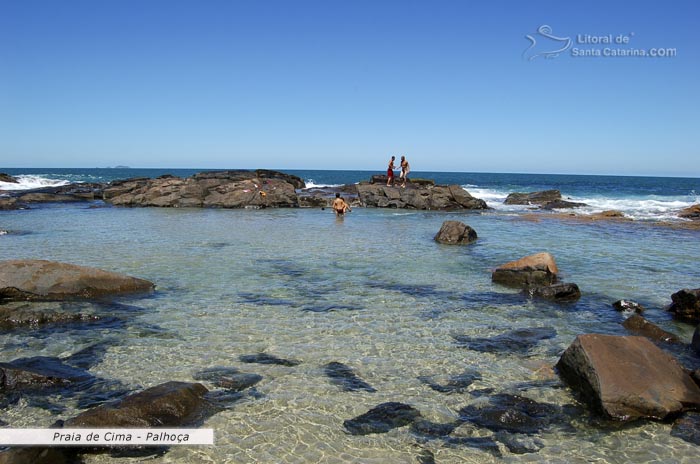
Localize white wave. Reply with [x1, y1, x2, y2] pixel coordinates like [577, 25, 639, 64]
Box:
[304, 180, 343, 189]
[0, 175, 72, 191]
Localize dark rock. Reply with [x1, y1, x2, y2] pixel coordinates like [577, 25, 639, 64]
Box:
[494, 431, 545, 454]
[0, 198, 28, 210]
[434, 221, 478, 245]
[556, 334, 700, 421]
[504, 190, 561, 205]
[356, 184, 487, 210]
[668, 288, 700, 323]
[454, 327, 556, 355]
[370, 175, 434, 187]
[0, 302, 101, 328]
[523, 283, 581, 302]
[0, 356, 94, 393]
[17, 193, 88, 203]
[458, 393, 562, 434]
[64, 381, 213, 427]
[193, 367, 262, 391]
[416, 448, 436, 464]
[343, 402, 422, 435]
[324, 362, 376, 392]
[612, 300, 646, 313]
[238, 353, 301, 366]
[104, 170, 301, 208]
[541, 200, 588, 210]
[0, 173, 19, 183]
[679, 204, 700, 220]
[0, 448, 70, 464]
[0, 259, 155, 302]
[410, 419, 459, 437]
[693, 326, 700, 355]
[418, 370, 481, 393]
[671, 412, 700, 445]
[492, 253, 558, 288]
[621, 314, 680, 344]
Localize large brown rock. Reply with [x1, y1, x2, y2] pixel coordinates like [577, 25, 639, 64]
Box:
[356, 184, 487, 210]
[0, 260, 155, 302]
[434, 221, 477, 245]
[504, 190, 561, 205]
[104, 170, 302, 208]
[668, 288, 700, 323]
[556, 334, 700, 421]
[64, 381, 211, 427]
[679, 204, 700, 220]
[492, 252, 558, 288]
[621, 314, 680, 344]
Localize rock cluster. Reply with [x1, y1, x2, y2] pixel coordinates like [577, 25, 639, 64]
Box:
[504, 190, 587, 210]
[356, 183, 487, 210]
[667, 288, 700, 322]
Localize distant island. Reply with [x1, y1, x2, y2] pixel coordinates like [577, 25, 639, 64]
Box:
[105, 166, 131, 169]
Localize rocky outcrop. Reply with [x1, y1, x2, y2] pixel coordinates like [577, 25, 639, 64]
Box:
[667, 288, 700, 323]
[0, 173, 18, 184]
[369, 175, 435, 187]
[621, 314, 680, 344]
[556, 334, 700, 421]
[504, 190, 562, 205]
[0, 260, 155, 302]
[523, 283, 581, 302]
[612, 300, 646, 312]
[0, 198, 27, 210]
[104, 170, 302, 208]
[540, 200, 588, 210]
[671, 412, 700, 445]
[0, 303, 101, 328]
[679, 204, 700, 220]
[692, 326, 700, 355]
[492, 252, 558, 288]
[434, 220, 478, 245]
[356, 184, 487, 210]
[64, 381, 212, 427]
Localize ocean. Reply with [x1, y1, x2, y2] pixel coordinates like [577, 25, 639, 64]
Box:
[1, 168, 700, 463]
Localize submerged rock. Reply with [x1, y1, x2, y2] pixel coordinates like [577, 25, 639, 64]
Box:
[458, 393, 562, 434]
[454, 327, 556, 355]
[343, 402, 422, 435]
[193, 367, 262, 391]
[238, 353, 301, 366]
[523, 283, 581, 302]
[418, 370, 482, 394]
[0, 259, 155, 302]
[667, 288, 700, 323]
[0, 302, 102, 328]
[504, 190, 561, 206]
[612, 300, 646, 313]
[324, 362, 376, 392]
[671, 412, 700, 445]
[556, 334, 700, 421]
[492, 252, 558, 288]
[0, 356, 94, 393]
[434, 220, 478, 245]
[621, 314, 680, 344]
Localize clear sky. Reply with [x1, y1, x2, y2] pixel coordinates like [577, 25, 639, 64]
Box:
[1, 0, 698, 175]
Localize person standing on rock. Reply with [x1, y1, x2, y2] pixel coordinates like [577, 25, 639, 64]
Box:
[332, 193, 351, 216]
[400, 155, 410, 188]
[386, 156, 396, 186]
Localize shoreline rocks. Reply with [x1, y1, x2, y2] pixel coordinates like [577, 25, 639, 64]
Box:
[556, 334, 700, 421]
[667, 288, 700, 323]
[434, 220, 478, 245]
[492, 252, 558, 288]
[356, 183, 487, 210]
[621, 314, 680, 344]
[0, 173, 19, 184]
[679, 204, 700, 220]
[0, 260, 155, 302]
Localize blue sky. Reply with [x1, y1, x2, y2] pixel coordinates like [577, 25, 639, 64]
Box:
[1, 0, 698, 175]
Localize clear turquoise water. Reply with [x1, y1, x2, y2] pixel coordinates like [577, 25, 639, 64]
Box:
[1, 173, 700, 462]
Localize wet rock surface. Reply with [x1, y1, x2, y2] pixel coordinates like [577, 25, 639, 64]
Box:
[344, 402, 422, 435]
[193, 367, 262, 391]
[0, 260, 155, 302]
[671, 412, 700, 445]
[504, 190, 562, 206]
[458, 393, 566, 434]
[324, 362, 376, 392]
[418, 370, 482, 394]
[613, 300, 646, 313]
[492, 252, 559, 288]
[678, 204, 700, 220]
[434, 220, 478, 245]
[523, 283, 581, 302]
[0, 302, 102, 328]
[621, 314, 680, 344]
[667, 288, 700, 323]
[239, 353, 301, 366]
[356, 183, 487, 210]
[0, 173, 19, 184]
[454, 327, 556, 355]
[557, 334, 700, 421]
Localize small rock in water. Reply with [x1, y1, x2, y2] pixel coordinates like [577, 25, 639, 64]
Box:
[415, 448, 436, 464]
[193, 367, 240, 381]
[671, 412, 700, 445]
[324, 362, 376, 392]
[621, 314, 680, 344]
[343, 402, 422, 435]
[193, 367, 262, 391]
[239, 353, 301, 366]
[668, 288, 700, 323]
[418, 370, 481, 394]
[453, 327, 556, 355]
[523, 283, 581, 302]
[458, 393, 562, 435]
[612, 300, 646, 313]
[494, 431, 545, 454]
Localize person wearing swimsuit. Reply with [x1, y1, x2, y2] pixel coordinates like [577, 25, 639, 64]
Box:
[387, 156, 396, 186]
[400, 155, 410, 188]
[332, 193, 350, 216]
